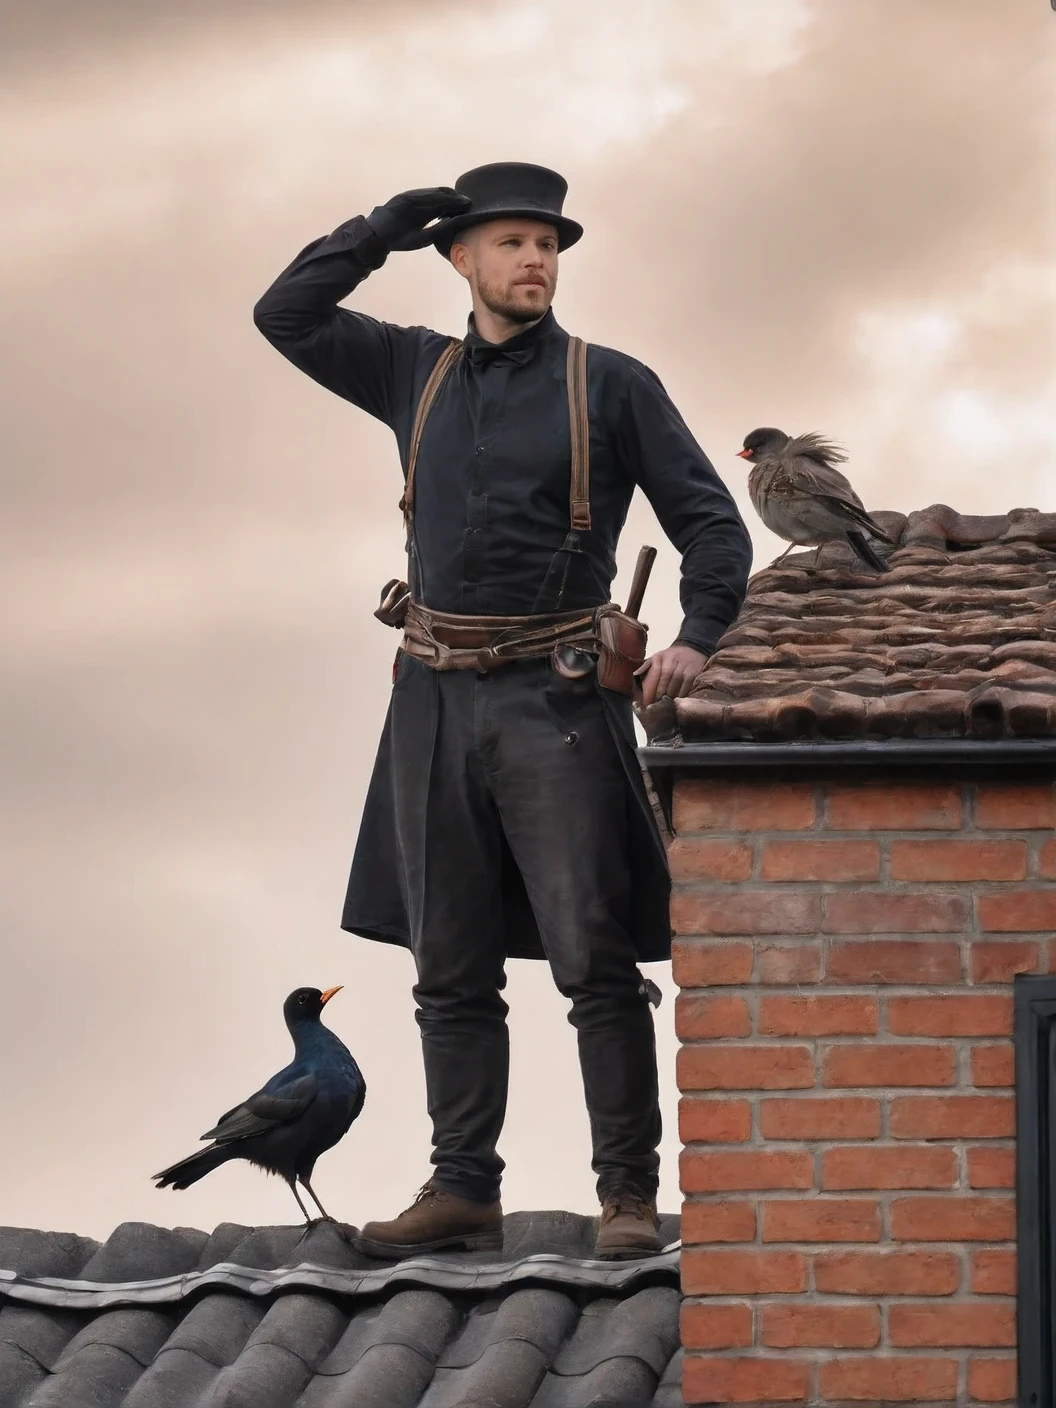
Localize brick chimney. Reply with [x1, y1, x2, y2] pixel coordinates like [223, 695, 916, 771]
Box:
[643, 506, 1056, 1406]
[670, 773, 1056, 1406]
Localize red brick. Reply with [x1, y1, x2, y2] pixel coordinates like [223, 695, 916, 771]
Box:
[675, 993, 752, 1039]
[970, 940, 1042, 983]
[682, 1356, 811, 1405]
[758, 943, 821, 984]
[672, 890, 820, 936]
[681, 1148, 813, 1194]
[819, 1355, 958, 1402]
[890, 1095, 1015, 1139]
[681, 1248, 808, 1295]
[680, 1302, 752, 1350]
[677, 1044, 814, 1092]
[890, 1195, 1016, 1241]
[674, 779, 815, 832]
[760, 839, 879, 881]
[890, 837, 1027, 881]
[681, 1200, 757, 1244]
[823, 1043, 956, 1088]
[968, 1144, 1015, 1188]
[761, 1302, 880, 1349]
[762, 1199, 880, 1243]
[827, 939, 961, 984]
[977, 888, 1056, 932]
[672, 940, 752, 987]
[975, 781, 1056, 829]
[814, 1249, 961, 1296]
[971, 1249, 1016, 1295]
[967, 1356, 1018, 1403]
[681, 1199, 754, 1244]
[889, 1301, 1016, 1348]
[825, 781, 962, 830]
[887, 994, 1013, 1037]
[972, 1043, 1015, 1087]
[668, 837, 753, 882]
[1040, 837, 1056, 878]
[822, 1144, 957, 1190]
[759, 994, 877, 1036]
[760, 1097, 880, 1141]
[824, 890, 968, 933]
[679, 1098, 752, 1143]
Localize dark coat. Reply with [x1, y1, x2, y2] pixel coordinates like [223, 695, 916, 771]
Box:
[340, 671, 673, 962]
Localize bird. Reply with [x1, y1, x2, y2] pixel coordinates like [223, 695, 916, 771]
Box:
[153, 986, 365, 1225]
[737, 427, 893, 573]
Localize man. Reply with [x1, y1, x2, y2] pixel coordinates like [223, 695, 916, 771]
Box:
[254, 162, 751, 1259]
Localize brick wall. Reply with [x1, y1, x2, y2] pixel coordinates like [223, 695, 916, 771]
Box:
[672, 774, 1056, 1407]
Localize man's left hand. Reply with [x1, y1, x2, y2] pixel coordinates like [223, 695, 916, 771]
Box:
[634, 643, 710, 708]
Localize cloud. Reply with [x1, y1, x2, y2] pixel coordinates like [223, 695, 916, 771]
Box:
[2, 0, 1054, 1236]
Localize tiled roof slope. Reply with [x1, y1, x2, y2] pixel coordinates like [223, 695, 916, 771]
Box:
[678, 504, 1056, 742]
[0, 1212, 682, 1407]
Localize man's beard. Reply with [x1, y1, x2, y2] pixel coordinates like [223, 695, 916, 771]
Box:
[478, 276, 552, 325]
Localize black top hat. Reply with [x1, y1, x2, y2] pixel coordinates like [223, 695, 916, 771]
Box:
[408, 162, 583, 258]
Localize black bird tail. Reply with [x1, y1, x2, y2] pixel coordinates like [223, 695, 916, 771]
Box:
[847, 530, 891, 573]
[153, 1143, 230, 1191]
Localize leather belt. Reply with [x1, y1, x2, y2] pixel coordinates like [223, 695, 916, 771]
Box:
[398, 601, 648, 698]
[401, 603, 597, 672]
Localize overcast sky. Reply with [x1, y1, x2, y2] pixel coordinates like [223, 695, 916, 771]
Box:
[2, 0, 1054, 1239]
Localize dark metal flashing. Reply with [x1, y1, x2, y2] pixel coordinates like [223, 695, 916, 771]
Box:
[640, 738, 1056, 771]
[1015, 976, 1056, 1408]
[0, 1243, 682, 1312]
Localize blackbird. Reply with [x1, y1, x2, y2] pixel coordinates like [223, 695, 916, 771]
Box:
[737, 427, 893, 572]
[154, 986, 365, 1224]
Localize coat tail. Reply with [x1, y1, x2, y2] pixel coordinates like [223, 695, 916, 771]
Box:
[153, 1143, 231, 1191]
[846, 529, 891, 573]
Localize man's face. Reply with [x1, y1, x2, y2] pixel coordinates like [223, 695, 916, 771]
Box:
[451, 220, 559, 324]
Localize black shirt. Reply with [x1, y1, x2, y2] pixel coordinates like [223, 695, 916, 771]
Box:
[253, 216, 751, 654]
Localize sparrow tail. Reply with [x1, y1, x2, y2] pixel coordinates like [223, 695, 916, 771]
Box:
[846, 530, 891, 574]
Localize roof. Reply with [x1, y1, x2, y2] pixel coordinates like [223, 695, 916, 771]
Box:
[0, 1212, 682, 1407]
[672, 504, 1056, 744]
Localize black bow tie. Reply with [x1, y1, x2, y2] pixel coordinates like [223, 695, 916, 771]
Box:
[465, 341, 536, 369]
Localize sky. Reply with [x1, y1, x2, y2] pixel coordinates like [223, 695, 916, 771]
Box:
[2, 0, 1054, 1240]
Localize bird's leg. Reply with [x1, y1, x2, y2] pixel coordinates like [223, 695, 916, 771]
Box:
[300, 1177, 336, 1223]
[768, 543, 796, 568]
[288, 1178, 315, 1226]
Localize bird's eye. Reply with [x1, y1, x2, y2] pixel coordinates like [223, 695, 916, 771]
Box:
[298, 993, 308, 1005]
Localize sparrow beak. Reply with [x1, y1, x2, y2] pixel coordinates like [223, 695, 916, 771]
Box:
[736, 449, 753, 460]
[319, 986, 343, 1006]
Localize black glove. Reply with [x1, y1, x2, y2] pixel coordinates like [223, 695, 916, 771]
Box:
[366, 186, 472, 251]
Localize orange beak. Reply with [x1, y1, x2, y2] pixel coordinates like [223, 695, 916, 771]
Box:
[736, 449, 752, 460]
[319, 986, 343, 1006]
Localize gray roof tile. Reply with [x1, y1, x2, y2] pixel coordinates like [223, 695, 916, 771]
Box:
[0, 1214, 681, 1407]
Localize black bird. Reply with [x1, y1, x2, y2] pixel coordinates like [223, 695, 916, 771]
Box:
[154, 986, 365, 1224]
[737, 427, 893, 573]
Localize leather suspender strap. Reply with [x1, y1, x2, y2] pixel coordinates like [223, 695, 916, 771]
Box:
[400, 338, 463, 524]
[400, 333, 591, 533]
[566, 335, 592, 532]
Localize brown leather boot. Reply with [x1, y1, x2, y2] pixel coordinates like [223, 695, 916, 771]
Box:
[594, 1188, 663, 1260]
[354, 1180, 503, 1259]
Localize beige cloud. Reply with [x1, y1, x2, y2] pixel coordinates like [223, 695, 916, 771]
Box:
[1, 0, 1053, 1236]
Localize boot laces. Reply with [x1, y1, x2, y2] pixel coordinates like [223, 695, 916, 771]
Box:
[601, 1186, 650, 1223]
[410, 1181, 444, 1209]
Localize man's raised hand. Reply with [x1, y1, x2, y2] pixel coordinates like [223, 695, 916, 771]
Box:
[366, 187, 472, 251]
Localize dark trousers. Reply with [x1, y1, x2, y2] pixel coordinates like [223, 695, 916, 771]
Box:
[389, 653, 662, 1204]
